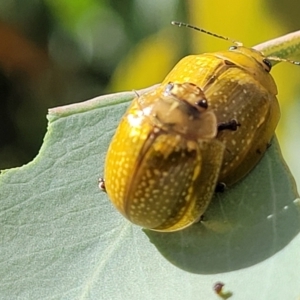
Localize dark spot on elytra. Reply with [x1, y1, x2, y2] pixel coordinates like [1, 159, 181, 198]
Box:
[218, 119, 241, 132]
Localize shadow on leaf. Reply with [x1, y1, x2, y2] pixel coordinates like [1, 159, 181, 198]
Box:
[145, 138, 300, 274]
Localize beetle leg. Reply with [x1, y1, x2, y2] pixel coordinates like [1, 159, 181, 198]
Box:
[256, 148, 262, 154]
[98, 178, 106, 192]
[215, 182, 226, 193]
[199, 214, 207, 222]
[217, 119, 241, 132]
[257, 142, 272, 154]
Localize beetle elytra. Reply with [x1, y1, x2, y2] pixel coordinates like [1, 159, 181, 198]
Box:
[101, 82, 224, 232]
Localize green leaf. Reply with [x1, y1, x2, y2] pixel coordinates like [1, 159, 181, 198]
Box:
[146, 137, 300, 273]
[254, 29, 300, 65]
[0, 85, 300, 299]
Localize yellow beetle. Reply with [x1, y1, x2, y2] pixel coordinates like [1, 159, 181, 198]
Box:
[101, 82, 224, 231]
[162, 22, 281, 186]
[101, 23, 297, 231]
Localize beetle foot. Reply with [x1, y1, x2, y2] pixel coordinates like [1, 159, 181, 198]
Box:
[215, 182, 226, 193]
[257, 142, 272, 154]
[218, 119, 241, 132]
[98, 178, 106, 192]
[199, 214, 207, 222]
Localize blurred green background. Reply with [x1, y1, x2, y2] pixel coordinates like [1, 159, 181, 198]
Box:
[0, 0, 299, 186]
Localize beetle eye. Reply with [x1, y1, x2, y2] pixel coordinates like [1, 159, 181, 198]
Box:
[195, 99, 208, 109]
[164, 82, 174, 95]
[229, 46, 237, 51]
[262, 58, 272, 72]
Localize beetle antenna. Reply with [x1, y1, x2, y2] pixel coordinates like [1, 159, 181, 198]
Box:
[171, 21, 243, 47]
[267, 55, 300, 66]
